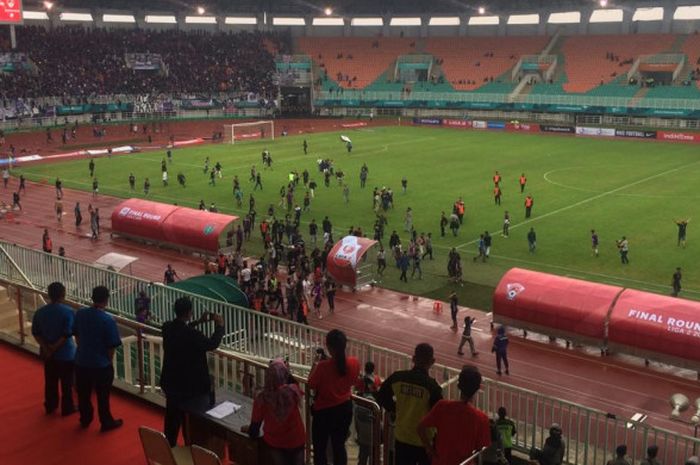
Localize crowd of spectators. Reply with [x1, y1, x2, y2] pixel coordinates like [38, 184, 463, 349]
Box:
[0, 26, 282, 100]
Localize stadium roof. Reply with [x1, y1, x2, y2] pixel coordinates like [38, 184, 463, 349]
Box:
[22, 0, 655, 16]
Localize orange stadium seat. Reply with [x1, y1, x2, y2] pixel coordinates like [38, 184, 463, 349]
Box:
[560, 34, 675, 93]
[425, 36, 549, 90]
[681, 34, 700, 89]
[298, 37, 415, 88]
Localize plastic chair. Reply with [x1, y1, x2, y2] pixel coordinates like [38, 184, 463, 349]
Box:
[138, 426, 194, 465]
[191, 445, 222, 465]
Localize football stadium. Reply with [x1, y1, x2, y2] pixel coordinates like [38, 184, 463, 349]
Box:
[2, 1, 700, 465]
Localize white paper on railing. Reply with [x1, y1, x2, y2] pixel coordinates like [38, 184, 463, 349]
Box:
[206, 401, 241, 419]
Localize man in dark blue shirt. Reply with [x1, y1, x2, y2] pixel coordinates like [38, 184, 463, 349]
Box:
[32, 282, 76, 416]
[74, 286, 123, 432]
[492, 325, 510, 376]
[160, 297, 224, 446]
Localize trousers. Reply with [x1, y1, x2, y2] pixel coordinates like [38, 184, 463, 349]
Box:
[75, 365, 115, 426]
[312, 401, 353, 465]
[44, 358, 75, 415]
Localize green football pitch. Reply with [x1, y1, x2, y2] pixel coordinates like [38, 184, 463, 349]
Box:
[17, 125, 700, 309]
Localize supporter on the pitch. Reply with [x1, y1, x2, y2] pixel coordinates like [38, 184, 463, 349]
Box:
[42, 228, 52, 253]
[492, 326, 509, 375]
[376, 343, 442, 465]
[163, 264, 179, 284]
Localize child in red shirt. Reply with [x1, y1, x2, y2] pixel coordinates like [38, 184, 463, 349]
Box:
[418, 365, 491, 465]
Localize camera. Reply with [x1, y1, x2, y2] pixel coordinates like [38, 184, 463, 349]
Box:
[315, 348, 327, 360]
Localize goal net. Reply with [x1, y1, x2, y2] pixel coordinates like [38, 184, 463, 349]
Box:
[223, 120, 275, 144]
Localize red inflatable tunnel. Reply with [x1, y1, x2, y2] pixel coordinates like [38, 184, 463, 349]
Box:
[326, 236, 378, 288]
[111, 199, 238, 254]
[608, 289, 700, 369]
[493, 268, 623, 345]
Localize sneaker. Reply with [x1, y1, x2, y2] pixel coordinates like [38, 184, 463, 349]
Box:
[505, 370, 510, 375]
[472, 352, 479, 357]
[61, 407, 77, 417]
[496, 371, 502, 376]
[457, 351, 464, 355]
[100, 419, 124, 433]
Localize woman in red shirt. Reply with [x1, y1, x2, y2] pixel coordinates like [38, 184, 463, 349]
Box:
[308, 329, 360, 465]
[244, 360, 305, 465]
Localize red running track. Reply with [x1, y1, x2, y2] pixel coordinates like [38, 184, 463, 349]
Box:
[1, 176, 699, 438]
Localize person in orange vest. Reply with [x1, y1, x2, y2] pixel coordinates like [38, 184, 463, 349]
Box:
[493, 171, 501, 187]
[42, 229, 53, 254]
[524, 194, 534, 218]
[494, 186, 502, 206]
[519, 173, 527, 193]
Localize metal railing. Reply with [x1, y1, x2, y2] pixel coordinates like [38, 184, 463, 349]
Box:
[0, 107, 271, 132]
[0, 241, 699, 465]
[0, 281, 382, 465]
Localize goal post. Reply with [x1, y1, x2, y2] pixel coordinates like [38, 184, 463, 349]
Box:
[223, 120, 275, 144]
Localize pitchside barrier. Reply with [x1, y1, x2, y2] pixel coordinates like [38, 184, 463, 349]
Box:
[492, 268, 700, 371]
[0, 107, 270, 133]
[0, 241, 698, 465]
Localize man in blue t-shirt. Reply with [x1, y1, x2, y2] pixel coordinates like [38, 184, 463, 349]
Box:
[32, 282, 76, 416]
[74, 286, 123, 432]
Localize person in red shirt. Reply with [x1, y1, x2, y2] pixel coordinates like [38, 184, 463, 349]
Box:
[42, 229, 53, 254]
[418, 365, 491, 465]
[493, 171, 501, 187]
[244, 359, 305, 465]
[354, 361, 382, 398]
[494, 186, 502, 206]
[519, 173, 527, 194]
[308, 329, 361, 465]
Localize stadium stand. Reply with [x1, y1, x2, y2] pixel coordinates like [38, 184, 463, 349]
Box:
[560, 34, 675, 93]
[0, 27, 280, 99]
[298, 37, 415, 89]
[681, 33, 700, 89]
[425, 36, 550, 91]
[643, 84, 700, 100]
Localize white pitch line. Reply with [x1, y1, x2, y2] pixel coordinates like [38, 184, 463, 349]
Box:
[456, 159, 700, 249]
[543, 166, 700, 199]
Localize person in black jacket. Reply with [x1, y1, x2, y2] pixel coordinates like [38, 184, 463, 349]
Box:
[160, 297, 225, 447]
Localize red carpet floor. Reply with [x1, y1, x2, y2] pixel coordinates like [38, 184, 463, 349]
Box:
[0, 343, 163, 465]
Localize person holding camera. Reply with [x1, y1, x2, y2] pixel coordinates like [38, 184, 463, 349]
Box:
[160, 297, 225, 447]
[307, 329, 360, 465]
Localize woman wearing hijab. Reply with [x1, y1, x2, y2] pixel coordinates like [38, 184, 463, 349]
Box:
[244, 360, 305, 465]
